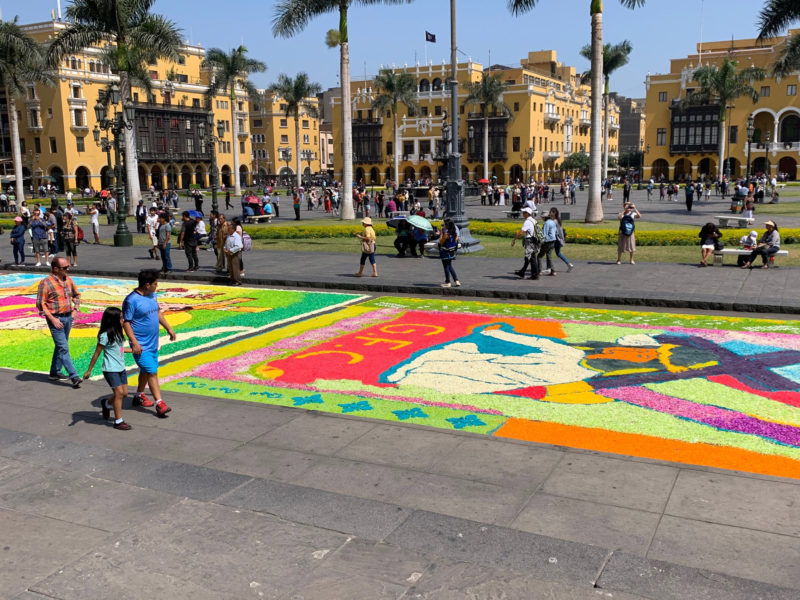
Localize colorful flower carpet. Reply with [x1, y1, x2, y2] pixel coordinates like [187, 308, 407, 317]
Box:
[0, 273, 363, 373]
[4, 272, 800, 480]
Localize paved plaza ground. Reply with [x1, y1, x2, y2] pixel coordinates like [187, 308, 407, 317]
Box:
[2, 189, 800, 599]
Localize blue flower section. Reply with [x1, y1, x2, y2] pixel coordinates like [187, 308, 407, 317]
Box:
[393, 407, 429, 420]
[339, 400, 373, 413]
[446, 415, 487, 430]
[292, 394, 324, 406]
[721, 340, 784, 356]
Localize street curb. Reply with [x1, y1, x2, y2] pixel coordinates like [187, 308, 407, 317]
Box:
[5, 263, 799, 314]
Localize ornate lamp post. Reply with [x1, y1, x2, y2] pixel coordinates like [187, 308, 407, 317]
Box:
[520, 147, 534, 183]
[300, 149, 315, 186]
[443, 0, 481, 251]
[765, 131, 771, 179]
[745, 115, 755, 181]
[637, 139, 645, 189]
[94, 83, 135, 247]
[202, 111, 225, 213]
[279, 147, 292, 188]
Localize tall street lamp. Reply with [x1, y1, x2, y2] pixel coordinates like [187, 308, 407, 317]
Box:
[443, 0, 481, 251]
[300, 149, 315, 186]
[94, 83, 135, 247]
[279, 147, 292, 188]
[745, 114, 755, 180]
[637, 139, 645, 189]
[765, 131, 771, 179]
[201, 111, 224, 213]
[520, 148, 534, 183]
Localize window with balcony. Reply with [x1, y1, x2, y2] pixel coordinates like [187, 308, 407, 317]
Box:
[403, 141, 414, 157]
[72, 85, 81, 99]
[30, 110, 40, 128]
[73, 109, 84, 127]
[420, 140, 431, 156]
[421, 106, 428, 116]
[303, 134, 310, 144]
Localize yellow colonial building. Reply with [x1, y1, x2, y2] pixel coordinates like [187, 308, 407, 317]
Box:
[644, 31, 800, 181]
[12, 19, 251, 195]
[248, 92, 321, 185]
[331, 51, 619, 185]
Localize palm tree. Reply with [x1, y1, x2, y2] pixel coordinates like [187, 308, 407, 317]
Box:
[509, 0, 645, 224]
[0, 18, 50, 203]
[47, 0, 183, 207]
[758, 0, 800, 75]
[580, 40, 632, 180]
[683, 57, 765, 183]
[204, 46, 266, 196]
[272, 0, 415, 221]
[462, 73, 511, 181]
[371, 69, 418, 187]
[268, 73, 322, 190]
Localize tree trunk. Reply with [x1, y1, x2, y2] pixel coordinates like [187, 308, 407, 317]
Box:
[717, 118, 726, 183]
[483, 116, 489, 181]
[295, 115, 302, 190]
[602, 89, 610, 181]
[8, 94, 25, 204]
[393, 111, 399, 187]
[119, 72, 141, 210]
[585, 8, 604, 223]
[339, 20, 355, 219]
[230, 88, 242, 196]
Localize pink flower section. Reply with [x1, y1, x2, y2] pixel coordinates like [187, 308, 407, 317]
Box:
[164, 308, 401, 384]
[600, 386, 800, 448]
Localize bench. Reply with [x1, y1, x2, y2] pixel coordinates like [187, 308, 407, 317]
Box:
[505, 211, 522, 219]
[713, 247, 788, 267]
[244, 214, 272, 224]
[389, 210, 410, 218]
[715, 215, 754, 229]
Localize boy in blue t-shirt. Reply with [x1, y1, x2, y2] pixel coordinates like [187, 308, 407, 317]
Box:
[122, 269, 177, 417]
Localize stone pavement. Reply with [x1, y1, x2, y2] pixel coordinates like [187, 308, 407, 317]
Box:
[5, 227, 800, 315]
[2, 370, 800, 599]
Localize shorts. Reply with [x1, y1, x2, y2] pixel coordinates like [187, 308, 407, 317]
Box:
[701, 243, 715, 250]
[133, 350, 159, 374]
[103, 370, 128, 389]
[33, 238, 47, 254]
[92, 222, 99, 235]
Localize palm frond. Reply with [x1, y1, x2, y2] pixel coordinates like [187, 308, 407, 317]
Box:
[507, 0, 540, 16]
[757, 0, 800, 40]
[128, 15, 183, 62]
[617, 0, 646, 8]
[325, 28, 341, 48]
[772, 32, 800, 76]
[272, 0, 336, 38]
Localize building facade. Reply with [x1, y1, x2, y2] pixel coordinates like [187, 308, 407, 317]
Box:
[644, 31, 800, 182]
[248, 91, 321, 185]
[330, 51, 619, 185]
[610, 93, 646, 152]
[10, 19, 252, 195]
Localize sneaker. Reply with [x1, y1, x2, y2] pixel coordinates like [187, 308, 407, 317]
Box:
[101, 399, 111, 421]
[155, 400, 171, 418]
[567, 264, 574, 272]
[441, 282, 451, 288]
[35, 261, 41, 267]
[132, 392, 155, 408]
[71, 377, 82, 389]
[48, 372, 68, 381]
[454, 281, 461, 287]
[113, 421, 132, 431]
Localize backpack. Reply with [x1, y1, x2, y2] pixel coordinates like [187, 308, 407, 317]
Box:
[242, 231, 252, 252]
[77, 226, 84, 242]
[533, 220, 545, 244]
[620, 214, 635, 236]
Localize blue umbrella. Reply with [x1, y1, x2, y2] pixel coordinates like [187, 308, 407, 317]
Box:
[407, 214, 433, 231]
[187, 210, 203, 218]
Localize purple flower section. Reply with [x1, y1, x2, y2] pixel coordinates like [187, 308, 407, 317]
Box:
[600, 387, 800, 448]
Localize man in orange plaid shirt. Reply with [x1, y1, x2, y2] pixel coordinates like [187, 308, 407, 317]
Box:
[36, 257, 83, 388]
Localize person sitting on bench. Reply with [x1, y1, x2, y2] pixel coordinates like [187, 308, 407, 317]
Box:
[741, 221, 780, 269]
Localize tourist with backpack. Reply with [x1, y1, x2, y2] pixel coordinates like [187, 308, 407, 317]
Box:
[511, 206, 543, 280]
[617, 203, 641, 265]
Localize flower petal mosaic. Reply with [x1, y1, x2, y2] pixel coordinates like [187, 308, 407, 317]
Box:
[4, 272, 800, 480]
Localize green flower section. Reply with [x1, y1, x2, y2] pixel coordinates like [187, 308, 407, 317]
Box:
[162, 377, 506, 434]
[364, 297, 800, 335]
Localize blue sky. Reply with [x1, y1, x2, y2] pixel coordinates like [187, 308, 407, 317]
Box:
[4, 1, 781, 98]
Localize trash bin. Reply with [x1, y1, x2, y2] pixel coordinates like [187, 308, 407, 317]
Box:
[356, 210, 364, 219]
[561, 212, 571, 220]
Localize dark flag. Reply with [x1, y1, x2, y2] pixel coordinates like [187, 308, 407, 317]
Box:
[425, 31, 436, 43]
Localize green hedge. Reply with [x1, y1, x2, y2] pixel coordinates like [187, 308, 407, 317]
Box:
[242, 221, 800, 246]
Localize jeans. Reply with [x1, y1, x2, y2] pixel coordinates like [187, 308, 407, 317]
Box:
[160, 242, 172, 271]
[554, 241, 571, 266]
[441, 258, 458, 283]
[538, 241, 555, 271]
[12, 240, 25, 264]
[184, 243, 198, 269]
[48, 315, 77, 378]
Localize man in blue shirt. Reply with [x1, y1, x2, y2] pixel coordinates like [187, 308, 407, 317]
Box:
[122, 269, 177, 417]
